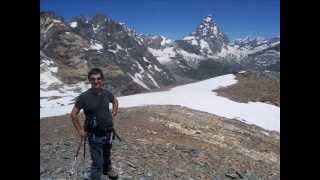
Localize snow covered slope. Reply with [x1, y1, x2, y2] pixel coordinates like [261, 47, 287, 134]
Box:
[41, 71, 280, 132]
[118, 74, 280, 132]
[40, 54, 90, 118]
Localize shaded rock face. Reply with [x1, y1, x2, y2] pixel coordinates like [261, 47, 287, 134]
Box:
[241, 43, 280, 71]
[40, 105, 280, 180]
[193, 59, 242, 79]
[40, 12, 91, 84]
[140, 35, 172, 49]
[40, 11, 176, 96]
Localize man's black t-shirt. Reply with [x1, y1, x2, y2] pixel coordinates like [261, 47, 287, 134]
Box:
[75, 88, 115, 132]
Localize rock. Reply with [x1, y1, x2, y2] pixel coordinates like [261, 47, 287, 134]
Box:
[139, 176, 153, 180]
[40, 166, 47, 175]
[54, 167, 63, 174]
[119, 175, 133, 180]
[64, 142, 71, 146]
[62, 156, 71, 160]
[126, 161, 137, 169]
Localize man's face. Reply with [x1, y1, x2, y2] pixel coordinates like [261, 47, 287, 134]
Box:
[89, 73, 103, 89]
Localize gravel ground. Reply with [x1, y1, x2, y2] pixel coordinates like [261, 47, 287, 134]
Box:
[40, 105, 280, 180]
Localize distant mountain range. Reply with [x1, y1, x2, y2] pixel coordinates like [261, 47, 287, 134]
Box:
[40, 11, 280, 97]
[145, 15, 280, 80]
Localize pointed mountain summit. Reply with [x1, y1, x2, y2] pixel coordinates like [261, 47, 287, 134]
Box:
[192, 15, 228, 42]
[193, 15, 218, 37]
[178, 15, 229, 56]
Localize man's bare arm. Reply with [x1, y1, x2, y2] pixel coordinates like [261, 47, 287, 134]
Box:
[70, 105, 86, 137]
[111, 97, 119, 118]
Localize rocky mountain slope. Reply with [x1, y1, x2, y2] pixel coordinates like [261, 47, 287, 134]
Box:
[40, 11, 176, 97]
[215, 71, 280, 106]
[40, 105, 280, 180]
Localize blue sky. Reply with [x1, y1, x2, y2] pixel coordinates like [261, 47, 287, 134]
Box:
[40, 0, 279, 40]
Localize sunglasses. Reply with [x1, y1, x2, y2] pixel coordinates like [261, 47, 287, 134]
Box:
[89, 77, 102, 81]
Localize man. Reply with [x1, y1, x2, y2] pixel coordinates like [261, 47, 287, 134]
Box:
[70, 68, 119, 180]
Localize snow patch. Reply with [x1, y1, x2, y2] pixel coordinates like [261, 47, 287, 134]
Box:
[261, 131, 270, 136]
[203, 16, 213, 23]
[40, 61, 90, 118]
[40, 81, 90, 118]
[136, 61, 145, 74]
[148, 47, 176, 64]
[127, 73, 150, 90]
[191, 39, 198, 46]
[199, 40, 213, 54]
[154, 65, 162, 72]
[143, 57, 151, 63]
[89, 40, 103, 50]
[116, 44, 124, 50]
[40, 73, 280, 132]
[176, 49, 204, 62]
[183, 36, 196, 40]
[53, 19, 62, 23]
[215, 44, 247, 59]
[160, 36, 173, 46]
[43, 23, 54, 33]
[70, 22, 78, 28]
[251, 44, 269, 53]
[40, 69, 62, 87]
[213, 26, 218, 35]
[92, 24, 100, 33]
[270, 41, 280, 47]
[118, 74, 280, 132]
[183, 36, 198, 45]
[108, 49, 118, 53]
[147, 73, 160, 88]
[107, 44, 124, 53]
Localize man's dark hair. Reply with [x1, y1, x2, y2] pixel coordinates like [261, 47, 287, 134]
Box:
[88, 68, 104, 80]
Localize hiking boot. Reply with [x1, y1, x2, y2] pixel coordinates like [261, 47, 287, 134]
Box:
[103, 167, 118, 179]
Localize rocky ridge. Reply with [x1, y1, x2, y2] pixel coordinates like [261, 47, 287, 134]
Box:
[40, 11, 176, 97]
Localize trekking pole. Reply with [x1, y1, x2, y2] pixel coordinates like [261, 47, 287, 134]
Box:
[112, 115, 123, 142]
[112, 128, 122, 142]
[82, 134, 90, 180]
[68, 136, 84, 177]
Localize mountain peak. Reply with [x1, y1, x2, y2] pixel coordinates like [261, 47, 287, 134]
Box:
[202, 14, 214, 23]
[192, 15, 221, 38]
